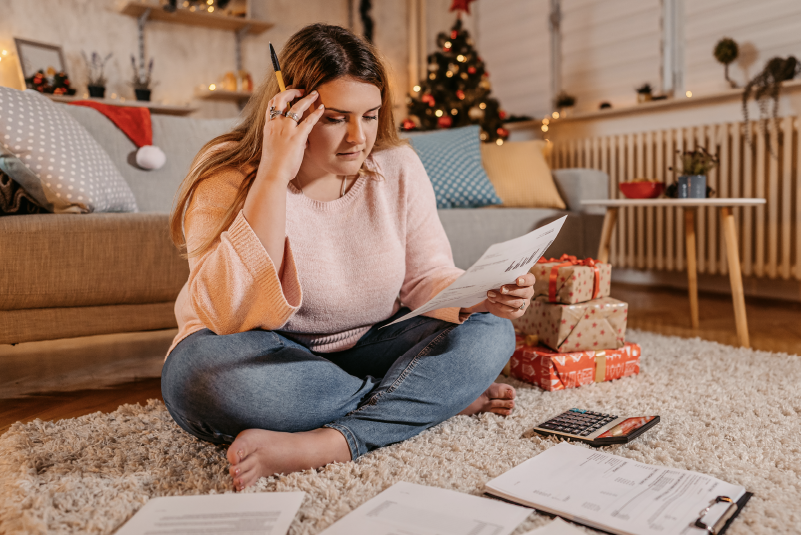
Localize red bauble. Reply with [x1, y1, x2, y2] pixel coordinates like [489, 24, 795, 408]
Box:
[451, 30, 458, 39]
[499, 110, 507, 119]
[467, 66, 476, 74]
[456, 89, 465, 100]
[496, 127, 509, 137]
[402, 118, 416, 131]
[438, 115, 453, 128]
[421, 94, 435, 107]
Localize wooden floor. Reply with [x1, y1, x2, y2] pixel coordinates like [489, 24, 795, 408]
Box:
[2, 283, 800, 435]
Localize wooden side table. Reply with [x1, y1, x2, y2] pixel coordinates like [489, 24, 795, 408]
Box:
[581, 198, 767, 348]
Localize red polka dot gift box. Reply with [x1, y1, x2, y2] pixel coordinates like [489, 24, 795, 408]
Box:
[513, 296, 628, 353]
[505, 335, 641, 391]
[530, 254, 612, 305]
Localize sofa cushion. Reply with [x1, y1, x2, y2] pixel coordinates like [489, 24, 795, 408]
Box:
[480, 139, 566, 209]
[0, 87, 138, 213]
[408, 125, 502, 209]
[0, 213, 188, 311]
[62, 105, 235, 213]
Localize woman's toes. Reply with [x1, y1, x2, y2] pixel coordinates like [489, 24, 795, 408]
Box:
[236, 468, 260, 491]
[500, 384, 516, 399]
[227, 430, 257, 465]
[227, 444, 246, 465]
[486, 382, 515, 400]
[490, 399, 515, 410]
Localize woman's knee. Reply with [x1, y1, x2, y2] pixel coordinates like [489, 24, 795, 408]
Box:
[161, 329, 288, 441]
[458, 313, 516, 371]
[161, 329, 370, 440]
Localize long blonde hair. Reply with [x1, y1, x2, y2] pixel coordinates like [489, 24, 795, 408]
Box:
[170, 23, 404, 259]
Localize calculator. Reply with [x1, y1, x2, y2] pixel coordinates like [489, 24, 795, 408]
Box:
[532, 408, 660, 447]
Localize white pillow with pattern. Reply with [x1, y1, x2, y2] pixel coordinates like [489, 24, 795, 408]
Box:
[0, 87, 138, 213]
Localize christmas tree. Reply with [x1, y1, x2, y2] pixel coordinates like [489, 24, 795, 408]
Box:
[402, 4, 508, 144]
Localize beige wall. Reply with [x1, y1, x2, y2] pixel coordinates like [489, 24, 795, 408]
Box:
[1, 0, 467, 121]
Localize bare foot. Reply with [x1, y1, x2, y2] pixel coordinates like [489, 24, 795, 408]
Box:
[227, 427, 351, 491]
[459, 382, 516, 416]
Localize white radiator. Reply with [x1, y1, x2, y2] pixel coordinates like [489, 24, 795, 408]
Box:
[551, 119, 800, 280]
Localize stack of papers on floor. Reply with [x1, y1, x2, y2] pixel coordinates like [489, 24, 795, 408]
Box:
[485, 442, 751, 535]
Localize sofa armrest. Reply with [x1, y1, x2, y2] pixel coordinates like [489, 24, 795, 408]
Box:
[552, 168, 609, 215]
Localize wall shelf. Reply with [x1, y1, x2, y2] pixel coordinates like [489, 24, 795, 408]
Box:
[196, 88, 253, 103]
[555, 79, 801, 123]
[46, 94, 196, 116]
[120, 1, 273, 34]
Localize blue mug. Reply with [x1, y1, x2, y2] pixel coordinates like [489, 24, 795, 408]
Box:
[678, 175, 707, 198]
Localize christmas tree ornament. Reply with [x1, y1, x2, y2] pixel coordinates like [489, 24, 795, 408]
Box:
[456, 89, 465, 100]
[468, 106, 484, 120]
[480, 79, 491, 90]
[468, 66, 476, 74]
[401, 118, 417, 130]
[438, 115, 453, 128]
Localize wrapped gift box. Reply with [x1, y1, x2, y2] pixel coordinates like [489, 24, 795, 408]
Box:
[531, 254, 612, 305]
[507, 337, 641, 391]
[513, 296, 628, 353]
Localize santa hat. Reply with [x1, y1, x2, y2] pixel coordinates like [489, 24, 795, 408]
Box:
[69, 100, 166, 170]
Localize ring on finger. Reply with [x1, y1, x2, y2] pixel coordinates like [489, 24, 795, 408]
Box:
[519, 302, 526, 310]
[284, 110, 301, 123]
[269, 109, 283, 120]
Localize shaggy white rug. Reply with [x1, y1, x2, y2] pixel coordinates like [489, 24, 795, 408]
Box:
[1, 330, 800, 535]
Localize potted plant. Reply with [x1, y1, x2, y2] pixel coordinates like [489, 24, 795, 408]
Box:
[554, 90, 575, 117]
[742, 56, 800, 155]
[130, 55, 156, 102]
[667, 148, 719, 198]
[714, 37, 739, 89]
[636, 83, 653, 103]
[82, 51, 112, 99]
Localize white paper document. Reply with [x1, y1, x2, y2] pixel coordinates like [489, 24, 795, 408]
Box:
[320, 481, 532, 535]
[114, 492, 305, 535]
[522, 517, 587, 535]
[485, 443, 746, 535]
[385, 216, 566, 327]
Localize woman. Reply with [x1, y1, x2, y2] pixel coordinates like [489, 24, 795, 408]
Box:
[162, 23, 535, 491]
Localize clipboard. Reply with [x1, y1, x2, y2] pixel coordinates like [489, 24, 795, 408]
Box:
[693, 492, 752, 535]
[483, 492, 752, 535]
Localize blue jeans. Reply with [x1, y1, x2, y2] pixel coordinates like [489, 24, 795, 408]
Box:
[161, 308, 515, 460]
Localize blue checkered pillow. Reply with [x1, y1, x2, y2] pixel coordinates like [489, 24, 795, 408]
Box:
[408, 125, 502, 209]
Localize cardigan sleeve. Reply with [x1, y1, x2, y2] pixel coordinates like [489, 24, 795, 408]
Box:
[183, 167, 302, 335]
[397, 146, 472, 324]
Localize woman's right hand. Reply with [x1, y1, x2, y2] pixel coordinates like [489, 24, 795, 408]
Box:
[259, 88, 326, 186]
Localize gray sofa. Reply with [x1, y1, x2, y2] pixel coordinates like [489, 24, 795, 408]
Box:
[0, 105, 607, 345]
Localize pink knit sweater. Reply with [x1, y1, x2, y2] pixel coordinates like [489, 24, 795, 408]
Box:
[166, 144, 469, 356]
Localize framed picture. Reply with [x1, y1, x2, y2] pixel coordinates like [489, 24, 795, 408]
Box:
[14, 38, 66, 80]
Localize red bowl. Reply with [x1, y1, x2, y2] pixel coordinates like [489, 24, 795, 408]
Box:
[619, 181, 665, 199]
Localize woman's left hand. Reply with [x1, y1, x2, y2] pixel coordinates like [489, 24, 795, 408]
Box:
[481, 272, 536, 320]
